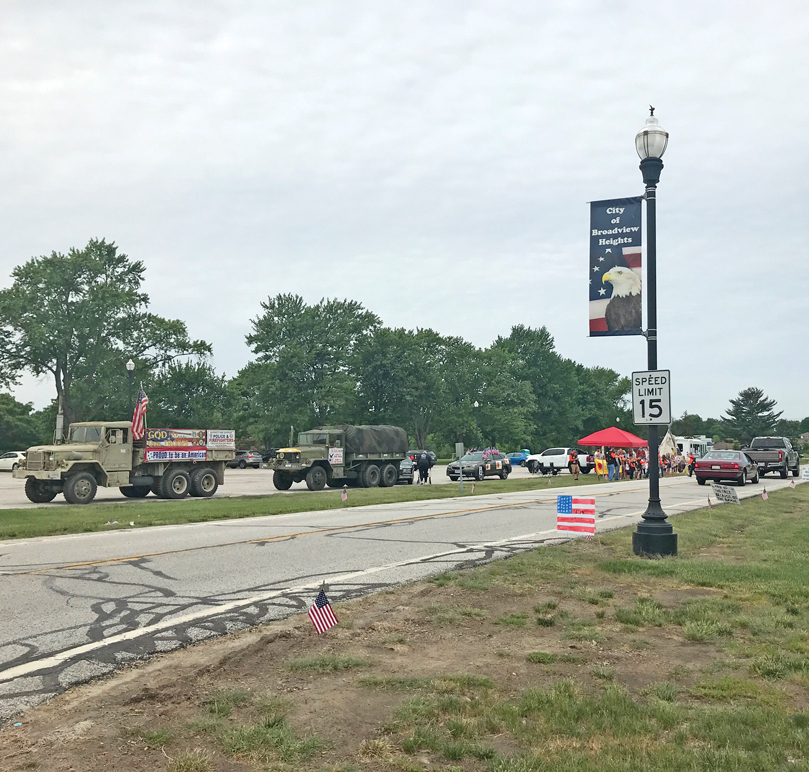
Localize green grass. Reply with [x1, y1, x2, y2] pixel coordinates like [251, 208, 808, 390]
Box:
[0, 473, 602, 541]
[205, 689, 251, 716]
[166, 750, 212, 772]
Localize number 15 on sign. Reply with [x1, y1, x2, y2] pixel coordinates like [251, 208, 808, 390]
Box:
[632, 370, 671, 425]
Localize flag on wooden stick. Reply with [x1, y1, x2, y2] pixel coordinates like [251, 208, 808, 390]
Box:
[341, 485, 348, 502]
[762, 488, 768, 501]
[130, 387, 149, 440]
[308, 588, 338, 634]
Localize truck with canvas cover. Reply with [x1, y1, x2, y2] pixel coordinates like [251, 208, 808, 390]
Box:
[269, 424, 408, 491]
[14, 423, 236, 504]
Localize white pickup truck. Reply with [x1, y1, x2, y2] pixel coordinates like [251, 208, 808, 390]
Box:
[526, 447, 593, 475]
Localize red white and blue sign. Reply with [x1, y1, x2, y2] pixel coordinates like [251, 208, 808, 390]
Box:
[589, 197, 643, 337]
[556, 495, 596, 534]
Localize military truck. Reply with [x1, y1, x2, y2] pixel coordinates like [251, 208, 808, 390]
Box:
[14, 422, 236, 505]
[269, 424, 408, 491]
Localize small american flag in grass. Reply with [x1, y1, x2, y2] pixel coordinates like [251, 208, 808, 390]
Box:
[762, 488, 768, 501]
[790, 480, 796, 489]
[308, 589, 338, 634]
[557, 496, 596, 535]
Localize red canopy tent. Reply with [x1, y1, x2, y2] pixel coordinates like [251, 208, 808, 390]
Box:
[578, 427, 648, 448]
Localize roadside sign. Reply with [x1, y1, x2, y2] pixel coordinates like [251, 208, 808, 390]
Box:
[631, 369, 671, 425]
[802, 468, 809, 481]
[711, 482, 740, 505]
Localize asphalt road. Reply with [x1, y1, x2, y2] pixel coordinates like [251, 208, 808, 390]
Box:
[0, 472, 802, 720]
[0, 463, 539, 509]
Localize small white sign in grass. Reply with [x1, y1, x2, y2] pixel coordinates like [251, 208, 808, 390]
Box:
[710, 483, 740, 505]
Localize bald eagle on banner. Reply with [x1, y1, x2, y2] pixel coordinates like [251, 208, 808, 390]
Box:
[602, 267, 642, 332]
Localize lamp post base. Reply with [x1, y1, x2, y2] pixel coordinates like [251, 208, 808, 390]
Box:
[632, 521, 677, 557]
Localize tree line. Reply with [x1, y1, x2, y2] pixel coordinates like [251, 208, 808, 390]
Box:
[0, 240, 804, 454]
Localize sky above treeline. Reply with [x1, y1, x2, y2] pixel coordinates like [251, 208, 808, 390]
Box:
[1, 1, 807, 421]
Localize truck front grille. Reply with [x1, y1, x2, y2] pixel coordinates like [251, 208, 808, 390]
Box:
[26, 451, 44, 471]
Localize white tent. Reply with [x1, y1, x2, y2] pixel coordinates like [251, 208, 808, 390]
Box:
[660, 429, 677, 456]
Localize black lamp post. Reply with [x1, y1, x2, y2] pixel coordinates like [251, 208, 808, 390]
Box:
[126, 359, 135, 414]
[632, 109, 678, 557]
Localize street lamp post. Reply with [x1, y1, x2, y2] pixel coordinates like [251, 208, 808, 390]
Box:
[632, 109, 678, 557]
[126, 359, 135, 414]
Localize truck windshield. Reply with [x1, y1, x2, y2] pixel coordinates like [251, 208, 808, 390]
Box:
[750, 438, 786, 449]
[298, 432, 329, 445]
[68, 426, 102, 444]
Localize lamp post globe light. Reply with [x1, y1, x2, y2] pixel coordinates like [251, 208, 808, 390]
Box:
[126, 359, 135, 414]
[631, 108, 677, 557]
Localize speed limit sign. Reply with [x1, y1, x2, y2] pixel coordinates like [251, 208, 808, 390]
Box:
[631, 370, 671, 425]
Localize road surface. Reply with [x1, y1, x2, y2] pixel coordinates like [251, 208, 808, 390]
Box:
[0, 464, 539, 509]
[0, 473, 800, 720]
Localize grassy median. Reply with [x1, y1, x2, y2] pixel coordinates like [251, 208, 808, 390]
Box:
[0, 473, 606, 541]
[4, 483, 809, 770]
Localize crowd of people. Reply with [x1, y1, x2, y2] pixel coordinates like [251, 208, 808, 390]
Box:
[590, 448, 697, 481]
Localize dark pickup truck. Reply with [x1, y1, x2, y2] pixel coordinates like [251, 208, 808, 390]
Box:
[742, 437, 800, 479]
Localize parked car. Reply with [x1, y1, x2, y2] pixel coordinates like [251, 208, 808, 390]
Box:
[742, 437, 800, 479]
[398, 456, 415, 484]
[227, 450, 263, 469]
[506, 449, 531, 467]
[409, 450, 437, 466]
[447, 450, 511, 481]
[0, 451, 26, 471]
[694, 450, 759, 486]
[526, 447, 593, 475]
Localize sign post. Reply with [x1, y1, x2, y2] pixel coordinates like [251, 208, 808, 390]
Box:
[631, 370, 671, 425]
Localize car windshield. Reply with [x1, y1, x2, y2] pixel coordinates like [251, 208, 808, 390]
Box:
[68, 426, 102, 444]
[703, 451, 741, 461]
[750, 438, 786, 449]
[461, 452, 484, 462]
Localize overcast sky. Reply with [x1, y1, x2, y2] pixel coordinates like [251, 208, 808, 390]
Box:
[2, 0, 807, 422]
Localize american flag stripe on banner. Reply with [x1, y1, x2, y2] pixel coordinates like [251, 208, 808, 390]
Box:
[557, 495, 596, 535]
[131, 387, 149, 441]
[308, 589, 338, 634]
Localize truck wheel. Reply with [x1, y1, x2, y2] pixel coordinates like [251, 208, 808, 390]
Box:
[499, 468, 509, 480]
[151, 480, 165, 498]
[64, 472, 98, 505]
[780, 466, 789, 479]
[25, 477, 57, 503]
[379, 463, 398, 488]
[161, 468, 190, 499]
[361, 464, 380, 488]
[190, 467, 219, 497]
[273, 470, 293, 490]
[305, 466, 327, 491]
[793, 466, 800, 478]
[120, 485, 150, 498]
[580, 467, 591, 474]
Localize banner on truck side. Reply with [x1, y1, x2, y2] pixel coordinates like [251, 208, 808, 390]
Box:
[589, 197, 643, 337]
[145, 448, 208, 462]
[146, 429, 207, 448]
[207, 429, 236, 449]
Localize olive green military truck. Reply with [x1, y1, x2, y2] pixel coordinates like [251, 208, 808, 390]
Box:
[269, 424, 408, 491]
[14, 422, 236, 505]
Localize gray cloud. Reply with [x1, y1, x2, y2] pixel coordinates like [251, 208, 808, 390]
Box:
[2, 0, 807, 419]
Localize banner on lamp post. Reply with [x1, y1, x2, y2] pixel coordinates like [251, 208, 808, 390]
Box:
[589, 196, 643, 337]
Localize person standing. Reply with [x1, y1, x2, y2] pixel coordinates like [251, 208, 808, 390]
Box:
[607, 448, 617, 482]
[568, 449, 580, 481]
[417, 451, 431, 484]
[688, 451, 696, 477]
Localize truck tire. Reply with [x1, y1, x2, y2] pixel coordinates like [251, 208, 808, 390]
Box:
[161, 468, 190, 499]
[151, 480, 165, 498]
[25, 477, 57, 503]
[499, 468, 509, 480]
[379, 463, 398, 488]
[64, 471, 98, 505]
[273, 470, 293, 490]
[305, 466, 327, 491]
[190, 467, 219, 497]
[121, 485, 150, 498]
[361, 464, 380, 488]
[580, 466, 591, 474]
[780, 466, 789, 479]
[793, 467, 800, 478]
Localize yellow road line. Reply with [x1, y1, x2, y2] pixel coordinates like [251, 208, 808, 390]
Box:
[17, 481, 690, 574]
